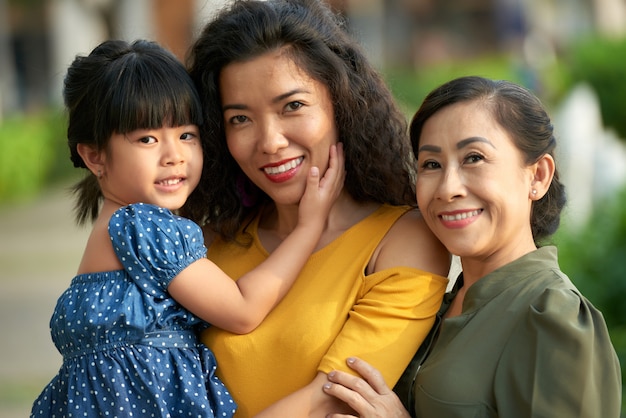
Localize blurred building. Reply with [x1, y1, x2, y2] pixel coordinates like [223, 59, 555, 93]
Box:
[0, 0, 624, 117]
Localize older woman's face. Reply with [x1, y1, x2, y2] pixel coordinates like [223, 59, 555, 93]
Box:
[219, 49, 339, 207]
[415, 101, 537, 266]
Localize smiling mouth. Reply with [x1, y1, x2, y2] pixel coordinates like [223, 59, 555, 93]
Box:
[263, 157, 304, 175]
[157, 178, 183, 186]
[441, 209, 482, 221]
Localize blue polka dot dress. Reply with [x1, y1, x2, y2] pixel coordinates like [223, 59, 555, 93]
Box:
[31, 203, 237, 418]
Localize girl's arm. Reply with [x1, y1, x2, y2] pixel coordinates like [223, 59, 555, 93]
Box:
[168, 144, 344, 334]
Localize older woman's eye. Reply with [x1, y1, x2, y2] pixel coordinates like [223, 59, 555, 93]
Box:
[420, 160, 441, 170]
[465, 153, 484, 164]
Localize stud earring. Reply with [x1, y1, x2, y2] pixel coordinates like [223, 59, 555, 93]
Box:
[532, 189, 537, 195]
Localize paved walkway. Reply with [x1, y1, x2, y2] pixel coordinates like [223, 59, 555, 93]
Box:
[0, 183, 90, 416]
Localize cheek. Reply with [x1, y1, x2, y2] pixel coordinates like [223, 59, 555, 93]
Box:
[225, 136, 247, 165]
[416, 178, 432, 207]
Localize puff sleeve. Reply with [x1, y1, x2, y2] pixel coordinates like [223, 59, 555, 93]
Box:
[108, 203, 207, 297]
[495, 286, 622, 418]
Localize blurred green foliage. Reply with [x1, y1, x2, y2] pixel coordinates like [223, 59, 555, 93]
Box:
[559, 35, 626, 142]
[0, 110, 73, 203]
[385, 55, 530, 115]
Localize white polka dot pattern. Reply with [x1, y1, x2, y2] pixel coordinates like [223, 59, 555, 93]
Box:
[30, 203, 237, 417]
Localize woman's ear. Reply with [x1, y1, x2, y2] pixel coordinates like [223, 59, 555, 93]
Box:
[76, 143, 105, 178]
[530, 154, 555, 200]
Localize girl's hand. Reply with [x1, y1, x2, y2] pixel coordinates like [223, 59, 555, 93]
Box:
[299, 143, 345, 229]
[323, 357, 411, 418]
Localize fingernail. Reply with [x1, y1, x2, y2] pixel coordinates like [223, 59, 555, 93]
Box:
[347, 357, 355, 364]
[328, 371, 335, 378]
[323, 383, 332, 390]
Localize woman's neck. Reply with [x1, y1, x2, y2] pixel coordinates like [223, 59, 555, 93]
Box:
[459, 243, 537, 287]
[259, 192, 380, 251]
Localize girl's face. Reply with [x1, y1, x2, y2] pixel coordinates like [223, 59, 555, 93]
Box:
[99, 124, 203, 211]
[415, 101, 537, 265]
[219, 49, 339, 207]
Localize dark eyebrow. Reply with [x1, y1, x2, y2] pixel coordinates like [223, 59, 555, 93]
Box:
[417, 144, 441, 154]
[273, 88, 310, 104]
[222, 88, 311, 112]
[457, 136, 496, 149]
[417, 136, 496, 154]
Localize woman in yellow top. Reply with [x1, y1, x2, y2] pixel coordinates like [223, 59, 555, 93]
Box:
[183, 0, 450, 416]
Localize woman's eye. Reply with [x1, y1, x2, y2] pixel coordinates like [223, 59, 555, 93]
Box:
[465, 153, 484, 164]
[229, 115, 248, 125]
[285, 101, 303, 112]
[420, 160, 441, 170]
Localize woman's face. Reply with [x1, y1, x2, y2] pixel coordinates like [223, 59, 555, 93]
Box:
[415, 100, 536, 264]
[219, 49, 339, 206]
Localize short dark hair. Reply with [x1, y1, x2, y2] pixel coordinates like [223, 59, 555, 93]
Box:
[185, 0, 415, 241]
[64, 39, 203, 224]
[410, 76, 566, 243]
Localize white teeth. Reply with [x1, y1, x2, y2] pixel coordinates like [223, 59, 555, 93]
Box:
[441, 209, 481, 221]
[264, 157, 304, 175]
[160, 179, 182, 186]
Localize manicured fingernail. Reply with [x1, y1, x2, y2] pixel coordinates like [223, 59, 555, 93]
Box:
[347, 357, 355, 364]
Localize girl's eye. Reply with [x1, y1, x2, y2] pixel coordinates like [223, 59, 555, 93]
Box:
[138, 136, 157, 144]
[228, 115, 249, 125]
[285, 101, 303, 112]
[180, 132, 197, 141]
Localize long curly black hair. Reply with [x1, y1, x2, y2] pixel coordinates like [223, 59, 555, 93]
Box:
[185, 0, 415, 241]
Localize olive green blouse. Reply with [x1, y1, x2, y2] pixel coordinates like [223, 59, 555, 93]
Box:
[407, 246, 621, 418]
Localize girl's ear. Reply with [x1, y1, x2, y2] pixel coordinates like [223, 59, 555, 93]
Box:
[530, 154, 555, 200]
[76, 144, 105, 178]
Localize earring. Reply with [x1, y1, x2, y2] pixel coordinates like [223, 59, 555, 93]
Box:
[97, 170, 102, 179]
[532, 189, 537, 196]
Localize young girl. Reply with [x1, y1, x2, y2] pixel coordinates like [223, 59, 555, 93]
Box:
[30, 39, 344, 418]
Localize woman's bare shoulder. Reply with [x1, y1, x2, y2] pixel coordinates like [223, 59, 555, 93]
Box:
[369, 208, 450, 277]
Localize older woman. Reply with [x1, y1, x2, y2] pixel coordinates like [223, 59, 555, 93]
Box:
[323, 76, 622, 418]
[184, 1, 451, 417]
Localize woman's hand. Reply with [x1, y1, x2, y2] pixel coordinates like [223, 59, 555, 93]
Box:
[323, 357, 411, 418]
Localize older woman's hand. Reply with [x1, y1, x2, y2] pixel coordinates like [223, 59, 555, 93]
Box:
[322, 357, 411, 418]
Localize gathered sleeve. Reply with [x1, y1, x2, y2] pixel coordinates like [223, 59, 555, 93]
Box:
[495, 286, 622, 418]
[108, 203, 207, 297]
[318, 267, 448, 386]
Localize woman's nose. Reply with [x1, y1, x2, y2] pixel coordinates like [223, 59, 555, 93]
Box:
[436, 168, 466, 201]
[258, 119, 289, 154]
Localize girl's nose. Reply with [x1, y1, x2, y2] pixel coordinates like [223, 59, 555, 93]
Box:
[162, 139, 185, 166]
